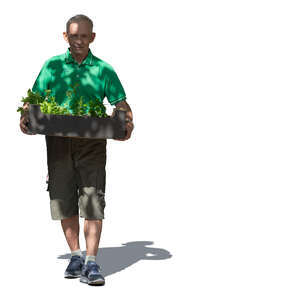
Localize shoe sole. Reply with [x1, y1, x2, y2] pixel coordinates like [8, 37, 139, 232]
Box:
[80, 276, 105, 286]
[65, 275, 81, 279]
[64, 272, 81, 279]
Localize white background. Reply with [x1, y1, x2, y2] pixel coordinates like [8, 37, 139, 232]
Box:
[0, 0, 299, 299]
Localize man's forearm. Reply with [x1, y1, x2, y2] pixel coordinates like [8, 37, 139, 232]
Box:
[113, 100, 134, 140]
[115, 100, 133, 121]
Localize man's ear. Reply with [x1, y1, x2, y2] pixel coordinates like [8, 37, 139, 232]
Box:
[63, 32, 69, 43]
[90, 32, 96, 43]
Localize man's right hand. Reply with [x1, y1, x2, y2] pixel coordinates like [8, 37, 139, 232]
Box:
[19, 103, 35, 135]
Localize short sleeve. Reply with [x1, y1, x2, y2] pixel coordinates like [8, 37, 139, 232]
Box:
[32, 61, 52, 97]
[104, 67, 126, 105]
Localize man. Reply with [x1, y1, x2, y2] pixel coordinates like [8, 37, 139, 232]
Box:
[19, 14, 134, 286]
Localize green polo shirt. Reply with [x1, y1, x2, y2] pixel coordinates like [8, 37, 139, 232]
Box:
[32, 48, 126, 113]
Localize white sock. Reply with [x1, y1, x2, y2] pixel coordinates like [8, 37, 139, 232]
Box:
[85, 255, 96, 264]
[71, 249, 82, 257]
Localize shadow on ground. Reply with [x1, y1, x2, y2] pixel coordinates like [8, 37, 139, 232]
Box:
[57, 241, 172, 277]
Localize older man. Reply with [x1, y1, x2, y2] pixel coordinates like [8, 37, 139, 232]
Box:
[19, 14, 134, 286]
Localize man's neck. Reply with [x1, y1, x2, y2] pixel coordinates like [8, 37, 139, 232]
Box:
[70, 49, 89, 65]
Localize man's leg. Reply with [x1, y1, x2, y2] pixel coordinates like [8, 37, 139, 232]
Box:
[84, 219, 103, 256]
[80, 219, 105, 285]
[61, 215, 81, 251]
[61, 214, 85, 279]
[74, 138, 106, 284]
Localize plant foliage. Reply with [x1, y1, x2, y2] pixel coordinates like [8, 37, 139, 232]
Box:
[17, 84, 108, 118]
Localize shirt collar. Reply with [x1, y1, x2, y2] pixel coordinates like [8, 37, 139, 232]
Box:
[65, 47, 94, 66]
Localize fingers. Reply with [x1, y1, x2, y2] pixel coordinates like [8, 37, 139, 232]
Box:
[125, 121, 134, 138]
[20, 123, 29, 134]
[20, 117, 28, 131]
[20, 115, 28, 123]
[126, 121, 134, 131]
[114, 121, 134, 141]
[20, 122, 30, 134]
[20, 115, 35, 135]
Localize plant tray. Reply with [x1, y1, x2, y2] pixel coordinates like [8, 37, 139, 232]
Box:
[27, 104, 127, 139]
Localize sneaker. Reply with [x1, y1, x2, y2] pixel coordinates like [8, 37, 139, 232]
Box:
[80, 261, 105, 285]
[64, 255, 85, 278]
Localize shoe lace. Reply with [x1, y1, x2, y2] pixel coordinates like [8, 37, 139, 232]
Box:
[89, 262, 101, 273]
[71, 255, 82, 262]
[69, 256, 83, 266]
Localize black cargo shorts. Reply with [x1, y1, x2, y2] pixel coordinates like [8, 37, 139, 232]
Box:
[45, 135, 107, 220]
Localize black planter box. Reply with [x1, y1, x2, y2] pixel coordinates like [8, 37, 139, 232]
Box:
[27, 104, 127, 139]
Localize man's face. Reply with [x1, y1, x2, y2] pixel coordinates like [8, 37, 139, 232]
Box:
[63, 21, 95, 56]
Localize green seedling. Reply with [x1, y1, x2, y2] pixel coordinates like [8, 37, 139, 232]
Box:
[17, 86, 108, 118]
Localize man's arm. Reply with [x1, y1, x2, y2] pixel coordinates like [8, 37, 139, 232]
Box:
[112, 100, 134, 141]
[114, 100, 133, 121]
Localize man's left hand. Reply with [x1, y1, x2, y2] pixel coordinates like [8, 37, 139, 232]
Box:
[114, 118, 134, 141]
[111, 101, 134, 141]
